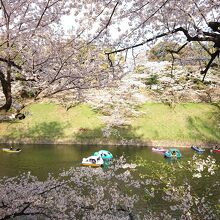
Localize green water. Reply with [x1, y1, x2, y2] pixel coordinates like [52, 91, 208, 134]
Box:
[0, 144, 219, 179]
[0, 144, 220, 218]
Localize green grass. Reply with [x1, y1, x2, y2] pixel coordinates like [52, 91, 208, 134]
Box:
[0, 102, 219, 144]
[0, 103, 104, 142]
[131, 103, 220, 143]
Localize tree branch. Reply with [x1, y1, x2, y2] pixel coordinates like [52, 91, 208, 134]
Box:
[201, 50, 219, 81]
[208, 22, 220, 33]
[167, 42, 188, 54]
[0, 57, 22, 70]
[13, 76, 37, 82]
[128, 0, 171, 36]
[88, 1, 119, 44]
[106, 26, 218, 55]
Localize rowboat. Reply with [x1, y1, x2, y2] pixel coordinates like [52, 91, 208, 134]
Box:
[152, 147, 166, 153]
[164, 148, 182, 159]
[191, 146, 205, 153]
[2, 148, 21, 153]
[81, 156, 104, 168]
[213, 149, 220, 153]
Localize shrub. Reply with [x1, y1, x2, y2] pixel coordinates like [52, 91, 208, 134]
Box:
[145, 74, 159, 87]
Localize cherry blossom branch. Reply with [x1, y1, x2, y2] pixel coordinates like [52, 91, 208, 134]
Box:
[88, 1, 119, 44]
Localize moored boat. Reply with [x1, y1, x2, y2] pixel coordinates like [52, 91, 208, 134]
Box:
[191, 146, 205, 153]
[164, 148, 182, 159]
[152, 147, 166, 153]
[81, 155, 104, 168]
[2, 148, 21, 153]
[213, 149, 220, 153]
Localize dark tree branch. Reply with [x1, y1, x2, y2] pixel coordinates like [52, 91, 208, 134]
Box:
[13, 77, 37, 82]
[201, 50, 219, 81]
[166, 42, 189, 78]
[35, 0, 50, 28]
[0, 57, 22, 70]
[88, 1, 119, 44]
[96, 0, 113, 17]
[106, 26, 219, 56]
[128, 0, 171, 36]
[208, 22, 220, 33]
[0, 0, 9, 21]
[168, 42, 188, 54]
[107, 53, 113, 67]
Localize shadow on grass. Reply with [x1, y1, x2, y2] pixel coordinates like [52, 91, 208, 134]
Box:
[74, 125, 147, 145]
[2, 122, 148, 145]
[187, 105, 220, 144]
[3, 121, 67, 143]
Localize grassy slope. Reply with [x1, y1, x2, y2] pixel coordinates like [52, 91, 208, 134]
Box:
[0, 102, 219, 144]
[131, 103, 220, 144]
[0, 103, 104, 142]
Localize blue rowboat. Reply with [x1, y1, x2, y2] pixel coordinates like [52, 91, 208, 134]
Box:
[191, 146, 205, 153]
[164, 148, 182, 159]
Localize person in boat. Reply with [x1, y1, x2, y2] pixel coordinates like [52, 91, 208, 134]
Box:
[172, 151, 177, 156]
[10, 146, 20, 151]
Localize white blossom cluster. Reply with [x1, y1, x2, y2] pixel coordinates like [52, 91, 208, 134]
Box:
[187, 155, 218, 178]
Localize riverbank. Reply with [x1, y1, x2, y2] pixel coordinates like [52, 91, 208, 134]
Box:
[0, 138, 218, 148]
[0, 102, 219, 147]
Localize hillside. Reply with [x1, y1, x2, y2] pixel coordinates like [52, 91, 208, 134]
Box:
[0, 102, 219, 146]
[0, 60, 219, 146]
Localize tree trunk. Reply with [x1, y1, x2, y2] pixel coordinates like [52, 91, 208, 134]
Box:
[0, 67, 12, 112]
[0, 81, 12, 112]
[0, 5, 13, 112]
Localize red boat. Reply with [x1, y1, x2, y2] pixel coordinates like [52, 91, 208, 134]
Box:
[213, 149, 220, 153]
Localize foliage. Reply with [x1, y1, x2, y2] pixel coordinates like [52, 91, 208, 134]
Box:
[135, 64, 147, 74]
[144, 74, 159, 87]
[0, 0, 220, 111]
[0, 0, 124, 111]
[192, 78, 207, 90]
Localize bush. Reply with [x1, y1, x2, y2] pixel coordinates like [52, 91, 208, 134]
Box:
[135, 64, 147, 74]
[192, 78, 207, 90]
[145, 74, 159, 87]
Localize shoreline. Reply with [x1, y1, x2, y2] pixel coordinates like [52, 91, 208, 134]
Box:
[0, 138, 219, 148]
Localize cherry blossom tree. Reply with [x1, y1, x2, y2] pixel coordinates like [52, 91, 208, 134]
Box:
[103, 0, 220, 81]
[0, 0, 122, 111]
[0, 0, 69, 111]
[1, 0, 220, 112]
